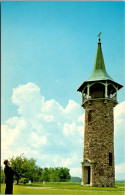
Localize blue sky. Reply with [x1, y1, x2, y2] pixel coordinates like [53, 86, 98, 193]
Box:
[1, 1, 125, 179]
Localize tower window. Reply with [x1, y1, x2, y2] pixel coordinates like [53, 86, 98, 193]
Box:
[88, 110, 92, 122]
[109, 152, 112, 166]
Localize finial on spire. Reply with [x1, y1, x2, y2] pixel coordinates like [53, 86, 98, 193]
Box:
[97, 32, 102, 43]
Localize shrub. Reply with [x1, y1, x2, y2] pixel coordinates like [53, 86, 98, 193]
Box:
[20, 178, 29, 184]
[1, 167, 5, 183]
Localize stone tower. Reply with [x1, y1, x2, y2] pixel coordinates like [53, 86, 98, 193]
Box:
[77, 35, 123, 187]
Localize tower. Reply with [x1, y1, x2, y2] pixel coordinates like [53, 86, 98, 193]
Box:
[77, 34, 123, 187]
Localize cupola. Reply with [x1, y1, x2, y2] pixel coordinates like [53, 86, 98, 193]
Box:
[77, 33, 123, 108]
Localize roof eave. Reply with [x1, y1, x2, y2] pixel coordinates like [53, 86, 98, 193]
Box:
[77, 79, 123, 93]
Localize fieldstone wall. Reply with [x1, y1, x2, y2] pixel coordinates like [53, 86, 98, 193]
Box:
[83, 100, 115, 187]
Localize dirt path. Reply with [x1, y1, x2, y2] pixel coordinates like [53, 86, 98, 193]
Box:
[24, 186, 124, 192]
[25, 187, 53, 189]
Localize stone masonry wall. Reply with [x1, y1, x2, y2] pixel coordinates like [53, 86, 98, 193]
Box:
[83, 100, 115, 187]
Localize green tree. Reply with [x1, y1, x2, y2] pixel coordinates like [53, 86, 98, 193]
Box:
[7, 154, 71, 183]
[58, 167, 71, 182]
[10, 154, 39, 184]
[10, 154, 24, 184]
[41, 167, 49, 182]
[42, 167, 71, 182]
[21, 158, 38, 182]
[48, 167, 60, 182]
[1, 166, 5, 183]
[34, 167, 43, 182]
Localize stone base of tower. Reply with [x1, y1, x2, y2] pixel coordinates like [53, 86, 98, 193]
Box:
[81, 160, 115, 187]
[81, 100, 115, 187]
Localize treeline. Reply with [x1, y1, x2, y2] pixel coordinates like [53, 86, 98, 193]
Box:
[1, 154, 70, 184]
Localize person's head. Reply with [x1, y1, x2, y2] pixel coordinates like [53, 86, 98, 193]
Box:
[3, 160, 10, 166]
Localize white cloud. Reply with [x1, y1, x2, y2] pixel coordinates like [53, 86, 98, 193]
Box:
[1, 83, 125, 179]
[78, 114, 84, 123]
[12, 82, 41, 105]
[114, 101, 125, 133]
[63, 122, 76, 136]
[114, 101, 125, 167]
[65, 100, 81, 115]
[30, 132, 47, 148]
[116, 163, 125, 174]
[114, 101, 125, 122]
[70, 167, 82, 178]
[11, 82, 44, 118]
[38, 114, 55, 122]
[1, 117, 27, 150]
[1, 82, 84, 170]
[115, 163, 125, 180]
[53, 156, 72, 167]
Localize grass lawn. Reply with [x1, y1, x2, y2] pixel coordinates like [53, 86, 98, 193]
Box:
[1, 182, 125, 194]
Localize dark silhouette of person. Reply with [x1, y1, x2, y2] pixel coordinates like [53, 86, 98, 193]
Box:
[3, 159, 16, 194]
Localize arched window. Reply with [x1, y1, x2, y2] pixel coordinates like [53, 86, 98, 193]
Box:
[90, 83, 105, 98]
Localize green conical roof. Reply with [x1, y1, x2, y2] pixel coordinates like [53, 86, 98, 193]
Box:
[88, 41, 113, 81]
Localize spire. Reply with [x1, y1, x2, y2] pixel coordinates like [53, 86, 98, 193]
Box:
[93, 36, 106, 71]
[77, 34, 123, 92]
[93, 35, 107, 72]
[88, 33, 113, 81]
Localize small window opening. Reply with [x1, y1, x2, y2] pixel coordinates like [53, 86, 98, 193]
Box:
[88, 110, 92, 122]
[109, 152, 112, 166]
